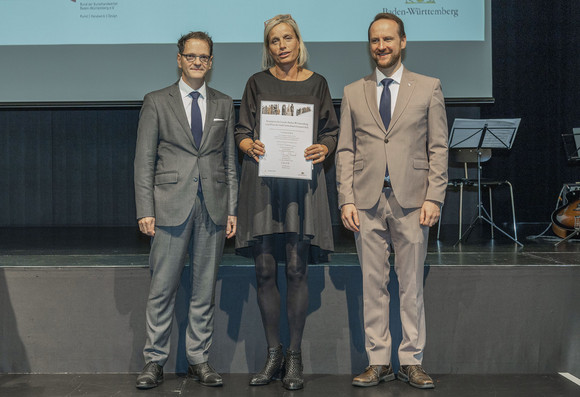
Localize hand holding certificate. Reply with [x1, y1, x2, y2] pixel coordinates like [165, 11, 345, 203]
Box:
[258, 100, 314, 180]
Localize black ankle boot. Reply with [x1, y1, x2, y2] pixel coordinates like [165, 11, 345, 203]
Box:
[282, 349, 303, 390]
[249, 344, 284, 386]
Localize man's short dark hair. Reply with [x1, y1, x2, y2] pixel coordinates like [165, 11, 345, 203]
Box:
[177, 31, 213, 55]
[368, 13, 406, 41]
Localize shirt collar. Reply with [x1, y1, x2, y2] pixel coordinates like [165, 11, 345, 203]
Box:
[179, 78, 207, 99]
[376, 64, 404, 87]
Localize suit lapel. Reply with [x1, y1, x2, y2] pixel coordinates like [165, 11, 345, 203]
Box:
[201, 88, 217, 149]
[363, 72, 386, 135]
[168, 83, 196, 147]
[388, 69, 415, 134]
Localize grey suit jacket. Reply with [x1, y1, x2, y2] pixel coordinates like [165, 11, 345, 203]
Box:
[134, 82, 237, 227]
[336, 68, 448, 210]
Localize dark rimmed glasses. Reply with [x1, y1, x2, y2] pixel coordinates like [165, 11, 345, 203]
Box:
[180, 53, 211, 64]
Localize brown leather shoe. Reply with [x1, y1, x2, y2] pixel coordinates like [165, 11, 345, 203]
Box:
[352, 365, 395, 387]
[397, 365, 434, 389]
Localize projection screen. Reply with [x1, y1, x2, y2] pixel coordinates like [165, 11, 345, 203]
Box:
[0, 0, 492, 104]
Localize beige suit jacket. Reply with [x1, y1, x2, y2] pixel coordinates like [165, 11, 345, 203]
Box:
[336, 68, 448, 210]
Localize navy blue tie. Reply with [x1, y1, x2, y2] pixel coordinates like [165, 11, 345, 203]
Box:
[190, 91, 203, 148]
[379, 78, 393, 131]
[380, 78, 393, 181]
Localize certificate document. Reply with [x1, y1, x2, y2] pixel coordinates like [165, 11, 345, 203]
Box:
[258, 100, 314, 180]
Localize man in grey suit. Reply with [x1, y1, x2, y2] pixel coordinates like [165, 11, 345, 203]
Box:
[134, 31, 237, 389]
[336, 13, 448, 389]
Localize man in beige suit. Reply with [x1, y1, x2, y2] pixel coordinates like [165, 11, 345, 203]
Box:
[336, 13, 448, 389]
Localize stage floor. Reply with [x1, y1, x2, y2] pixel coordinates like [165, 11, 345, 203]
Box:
[1, 373, 579, 397]
[0, 224, 578, 267]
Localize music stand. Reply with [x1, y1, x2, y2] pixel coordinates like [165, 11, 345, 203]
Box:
[562, 128, 580, 163]
[448, 118, 522, 246]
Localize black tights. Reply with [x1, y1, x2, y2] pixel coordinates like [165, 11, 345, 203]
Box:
[253, 234, 310, 351]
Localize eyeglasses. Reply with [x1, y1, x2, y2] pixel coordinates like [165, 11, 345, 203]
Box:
[264, 14, 293, 27]
[180, 53, 211, 64]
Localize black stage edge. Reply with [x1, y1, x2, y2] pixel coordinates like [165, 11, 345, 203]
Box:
[1, 373, 579, 397]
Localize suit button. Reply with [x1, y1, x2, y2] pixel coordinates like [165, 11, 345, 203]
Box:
[193, 177, 198, 182]
[384, 137, 389, 143]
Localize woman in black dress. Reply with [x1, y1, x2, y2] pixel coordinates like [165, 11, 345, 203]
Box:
[235, 14, 338, 390]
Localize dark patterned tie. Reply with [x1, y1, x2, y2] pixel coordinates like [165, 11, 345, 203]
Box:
[190, 91, 203, 148]
[379, 78, 393, 131]
[380, 78, 393, 181]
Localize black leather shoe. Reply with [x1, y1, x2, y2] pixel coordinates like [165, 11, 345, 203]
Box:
[136, 362, 163, 389]
[250, 344, 284, 386]
[188, 362, 223, 387]
[282, 349, 304, 390]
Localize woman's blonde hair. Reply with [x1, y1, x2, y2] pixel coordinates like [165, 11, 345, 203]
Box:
[262, 14, 309, 70]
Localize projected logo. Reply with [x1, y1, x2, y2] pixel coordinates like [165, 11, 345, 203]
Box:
[405, 0, 436, 4]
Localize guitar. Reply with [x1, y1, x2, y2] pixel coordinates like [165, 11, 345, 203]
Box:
[551, 190, 580, 238]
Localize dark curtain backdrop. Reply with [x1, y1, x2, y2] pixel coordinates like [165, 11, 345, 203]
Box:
[0, 1, 578, 227]
[480, 1, 580, 223]
[0, 109, 138, 226]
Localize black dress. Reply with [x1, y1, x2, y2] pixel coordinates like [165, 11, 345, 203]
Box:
[235, 70, 339, 262]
